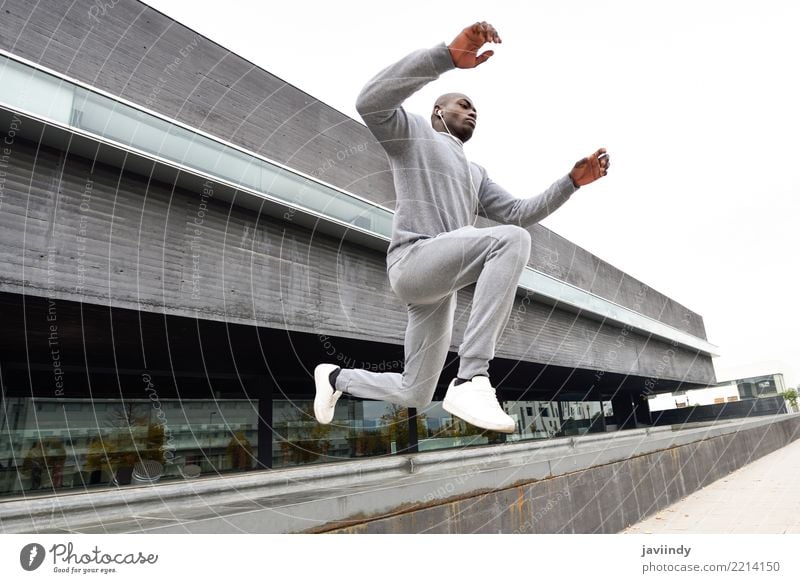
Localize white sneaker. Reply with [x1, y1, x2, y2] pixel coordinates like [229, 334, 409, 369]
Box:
[443, 376, 516, 433]
[314, 364, 342, 424]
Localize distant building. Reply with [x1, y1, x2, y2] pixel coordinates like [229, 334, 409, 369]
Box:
[725, 373, 787, 400]
[647, 372, 794, 427]
[648, 383, 740, 412]
[648, 373, 789, 413]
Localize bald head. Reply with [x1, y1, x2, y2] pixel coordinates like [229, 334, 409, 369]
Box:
[434, 92, 472, 111]
[431, 93, 478, 143]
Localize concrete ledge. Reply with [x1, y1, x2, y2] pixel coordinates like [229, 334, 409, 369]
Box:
[1, 415, 798, 533]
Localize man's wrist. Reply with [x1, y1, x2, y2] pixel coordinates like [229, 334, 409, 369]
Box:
[447, 45, 457, 66]
[570, 172, 581, 189]
[432, 42, 457, 74]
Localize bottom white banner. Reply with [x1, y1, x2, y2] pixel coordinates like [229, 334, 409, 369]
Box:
[1, 533, 798, 582]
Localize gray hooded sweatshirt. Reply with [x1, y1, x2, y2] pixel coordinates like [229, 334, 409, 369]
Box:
[355, 42, 578, 271]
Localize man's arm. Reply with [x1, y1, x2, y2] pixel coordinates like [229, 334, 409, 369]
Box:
[355, 44, 455, 147]
[355, 22, 501, 148]
[476, 149, 611, 227]
[476, 170, 578, 228]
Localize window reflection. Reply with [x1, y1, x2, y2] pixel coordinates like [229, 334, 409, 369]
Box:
[0, 394, 617, 497]
[273, 400, 405, 466]
[272, 398, 518, 467]
[417, 402, 507, 450]
[0, 398, 258, 498]
[270, 397, 615, 466]
[504, 399, 612, 440]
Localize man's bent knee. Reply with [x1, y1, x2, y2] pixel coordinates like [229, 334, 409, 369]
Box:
[510, 225, 532, 245]
[494, 224, 530, 246]
[496, 225, 531, 261]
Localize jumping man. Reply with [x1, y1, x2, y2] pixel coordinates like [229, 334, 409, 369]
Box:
[313, 22, 610, 433]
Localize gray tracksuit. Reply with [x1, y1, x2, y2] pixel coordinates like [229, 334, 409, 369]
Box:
[334, 42, 578, 408]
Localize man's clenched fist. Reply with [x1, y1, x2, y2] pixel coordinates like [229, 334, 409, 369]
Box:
[570, 148, 611, 188]
[448, 22, 502, 69]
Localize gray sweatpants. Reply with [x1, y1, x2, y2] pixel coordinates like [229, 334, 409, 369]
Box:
[335, 224, 532, 409]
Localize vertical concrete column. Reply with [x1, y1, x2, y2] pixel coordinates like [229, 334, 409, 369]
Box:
[634, 394, 652, 426]
[611, 393, 637, 430]
[611, 392, 652, 430]
[251, 376, 273, 469]
[0, 362, 7, 432]
[0, 362, 9, 468]
[407, 407, 419, 453]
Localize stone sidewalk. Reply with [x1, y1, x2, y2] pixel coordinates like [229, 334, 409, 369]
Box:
[623, 435, 800, 534]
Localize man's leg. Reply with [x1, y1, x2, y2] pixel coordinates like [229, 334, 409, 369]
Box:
[392, 223, 531, 433]
[335, 294, 457, 409]
[388, 224, 532, 380]
[327, 224, 530, 413]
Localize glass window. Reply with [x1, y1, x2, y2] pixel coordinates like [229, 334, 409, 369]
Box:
[416, 401, 507, 452]
[0, 54, 395, 244]
[271, 398, 508, 466]
[0, 397, 259, 499]
[0, 57, 74, 123]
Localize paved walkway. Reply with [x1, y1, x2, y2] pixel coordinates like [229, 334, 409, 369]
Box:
[623, 437, 800, 534]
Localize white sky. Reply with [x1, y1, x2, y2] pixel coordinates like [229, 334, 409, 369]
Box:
[144, 0, 799, 388]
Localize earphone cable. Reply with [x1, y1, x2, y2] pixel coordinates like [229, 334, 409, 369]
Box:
[438, 111, 479, 227]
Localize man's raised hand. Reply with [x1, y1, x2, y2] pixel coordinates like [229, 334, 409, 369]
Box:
[448, 22, 502, 69]
[570, 148, 611, 188]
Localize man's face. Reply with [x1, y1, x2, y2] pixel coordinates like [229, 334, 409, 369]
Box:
[434, 93, 477, 142]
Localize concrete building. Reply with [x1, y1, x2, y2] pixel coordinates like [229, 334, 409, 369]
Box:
[647, 373, 793, 427]
[0, 0, 719, 506]
[647, 383, 740, 411]
[647, 373, 791, 415]
[727, 373, 787, 400]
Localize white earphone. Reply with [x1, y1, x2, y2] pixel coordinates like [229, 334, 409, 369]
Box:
[435, 107, 478, 227]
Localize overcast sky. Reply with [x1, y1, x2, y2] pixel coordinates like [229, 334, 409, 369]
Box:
[144, 0, 799, 388]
